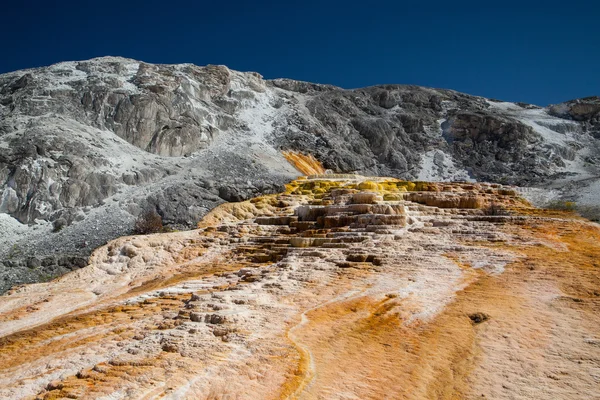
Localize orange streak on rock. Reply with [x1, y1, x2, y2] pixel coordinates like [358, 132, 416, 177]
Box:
[278, 213, 600, 399]
[281, 293, 478, 399]
[282, 151, 326, 176]
[2, 177, 599, 399]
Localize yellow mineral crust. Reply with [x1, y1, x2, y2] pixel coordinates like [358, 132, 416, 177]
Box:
[0, 175, 599, 400]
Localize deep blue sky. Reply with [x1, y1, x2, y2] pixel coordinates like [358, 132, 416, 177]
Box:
[2, 0, 598, 105]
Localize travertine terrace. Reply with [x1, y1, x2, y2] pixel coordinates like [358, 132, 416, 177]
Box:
[1, 172, 599, 399]
[3, 57, 600, 294]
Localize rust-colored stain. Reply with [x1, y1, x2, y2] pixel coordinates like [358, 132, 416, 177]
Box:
[1, 177, 599, 399]
[282, 151, 326, 176]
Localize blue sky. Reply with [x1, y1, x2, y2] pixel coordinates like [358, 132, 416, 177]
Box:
[2, 0, 598, 105]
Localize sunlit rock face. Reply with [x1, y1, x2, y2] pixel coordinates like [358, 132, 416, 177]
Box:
[1, 175, 598, 399]
[2, 57, 600, 292]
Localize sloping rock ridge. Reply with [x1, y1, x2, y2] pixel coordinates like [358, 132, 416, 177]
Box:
[0, 176, 598, 399]
[0, 56, 599, 292]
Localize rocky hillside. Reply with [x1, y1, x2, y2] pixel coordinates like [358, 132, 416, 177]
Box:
[1, 56, 599, 292]
[1, 175, 598, 399]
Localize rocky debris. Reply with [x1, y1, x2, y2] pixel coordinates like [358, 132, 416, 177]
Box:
[468, 312, 491, 324]
[189, 312, 203, 322]
[204, 314, 226, 324]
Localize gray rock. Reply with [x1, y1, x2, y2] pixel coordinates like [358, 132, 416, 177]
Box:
[189, 312, 203, 322]
[204, 314, 226, 324]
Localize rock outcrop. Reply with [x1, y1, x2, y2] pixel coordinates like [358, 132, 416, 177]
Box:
[549, 96, 600, 138]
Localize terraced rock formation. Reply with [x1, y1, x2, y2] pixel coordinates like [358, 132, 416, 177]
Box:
[1, 175, 598, 399]
[1, 57, 600, 293]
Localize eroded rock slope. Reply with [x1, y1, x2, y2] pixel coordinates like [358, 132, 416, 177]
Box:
[1, 56, 599, 291]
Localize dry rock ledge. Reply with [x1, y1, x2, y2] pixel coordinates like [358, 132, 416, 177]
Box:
[0, 173, 599, 399]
